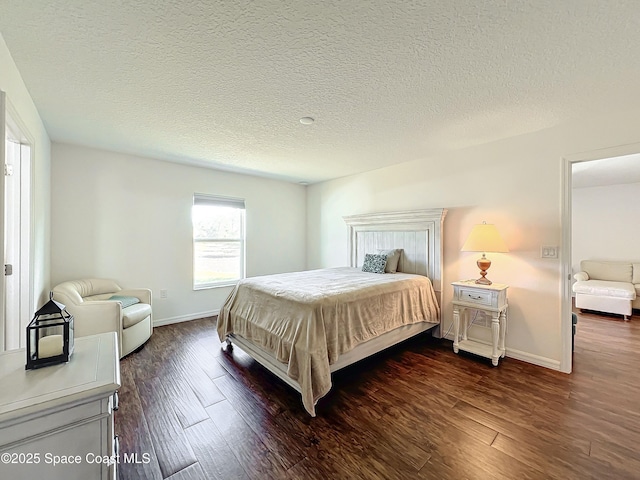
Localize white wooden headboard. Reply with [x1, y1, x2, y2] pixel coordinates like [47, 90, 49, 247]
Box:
[343, 209, 447, 302]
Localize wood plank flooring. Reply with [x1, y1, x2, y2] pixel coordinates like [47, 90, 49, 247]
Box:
[116, 311, 640, 479]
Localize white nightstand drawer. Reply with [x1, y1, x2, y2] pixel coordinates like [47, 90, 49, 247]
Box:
[459, 288, 492, 306]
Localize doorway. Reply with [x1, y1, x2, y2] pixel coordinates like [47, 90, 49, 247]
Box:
[1, 92, 33, 352]
[561, 143, 640, 373]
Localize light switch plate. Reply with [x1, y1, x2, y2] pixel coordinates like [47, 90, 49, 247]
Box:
[541, 246, 558, 258]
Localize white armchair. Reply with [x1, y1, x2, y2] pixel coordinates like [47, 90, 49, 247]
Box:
[52, 279, 153, 358]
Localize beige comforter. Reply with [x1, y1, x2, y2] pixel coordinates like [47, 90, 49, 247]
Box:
[217, 267, 440, 416]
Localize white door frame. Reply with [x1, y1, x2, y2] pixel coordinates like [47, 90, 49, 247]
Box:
[2, 94, 35, 350]
[561, 142, 640, 373]
[4, 138, 21, 349]
[0, 90, 5, 351]
[19, 140, 32, 347]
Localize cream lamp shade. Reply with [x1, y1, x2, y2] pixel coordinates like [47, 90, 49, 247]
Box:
[461, 222, 508, 285]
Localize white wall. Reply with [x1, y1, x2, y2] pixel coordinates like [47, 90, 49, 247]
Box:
[51, 143, 306, 324]
[572, 182, 640, 272]
[0, 34, 51, 313]
[307, 110, 640, 370]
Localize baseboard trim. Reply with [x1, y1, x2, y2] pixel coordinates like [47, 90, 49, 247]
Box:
[154, 309, 219, 327]
[442, 332, 561, 371]
[505, 348, 561, 371]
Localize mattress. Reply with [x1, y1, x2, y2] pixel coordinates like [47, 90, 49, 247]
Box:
[217, 267, 440, 416]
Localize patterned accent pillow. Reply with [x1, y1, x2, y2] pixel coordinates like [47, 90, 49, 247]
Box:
[362, 253, 388, 274]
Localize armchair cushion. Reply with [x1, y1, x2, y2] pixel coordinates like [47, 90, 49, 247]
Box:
[61, 279, 121, 302]
[122, 303, 152, 329]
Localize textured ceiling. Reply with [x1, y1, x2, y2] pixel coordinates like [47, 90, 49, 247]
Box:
[2, 1, 640, 183]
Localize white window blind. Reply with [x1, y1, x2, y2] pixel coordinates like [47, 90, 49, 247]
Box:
[192, 194, 246, 289]
[193, 195, 245, 209]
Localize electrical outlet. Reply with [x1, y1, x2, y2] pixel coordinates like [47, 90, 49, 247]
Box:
[541, 246, 558, 258]
[160, 289, 168, 299]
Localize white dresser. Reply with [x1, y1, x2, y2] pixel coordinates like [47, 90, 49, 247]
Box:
[0, 332, 120, 480]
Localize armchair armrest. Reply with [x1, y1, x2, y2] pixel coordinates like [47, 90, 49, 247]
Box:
[71, 301, 123, 337]
[118, 288, 152, 305]
[574, 271, 589, 282]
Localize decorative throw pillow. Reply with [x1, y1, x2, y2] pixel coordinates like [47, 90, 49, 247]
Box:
[574, 272, 589, 282]
[377, 248, 402, 273]
[362, 253, 388, 274]
[108, 295, 140, 308]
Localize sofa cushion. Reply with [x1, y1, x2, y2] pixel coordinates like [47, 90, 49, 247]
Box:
[122, 303, 152, 329]
[634, 264, 640, 284]
[573, 280, 636, 300]
[580, 260, 633, 283]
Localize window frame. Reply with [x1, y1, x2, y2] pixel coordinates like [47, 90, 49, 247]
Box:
[192, 194, 246, 290]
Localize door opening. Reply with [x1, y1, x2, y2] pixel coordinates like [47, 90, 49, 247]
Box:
[561, 143, 640, 373]
[2, 94, 33, 352]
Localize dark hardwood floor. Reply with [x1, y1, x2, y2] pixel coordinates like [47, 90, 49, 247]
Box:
[116, 311, 640, 479]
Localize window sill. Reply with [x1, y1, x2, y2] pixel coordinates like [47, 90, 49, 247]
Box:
[193, 281, 239, 291]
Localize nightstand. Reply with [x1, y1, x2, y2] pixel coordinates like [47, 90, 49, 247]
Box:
[452, 280, 508, 366]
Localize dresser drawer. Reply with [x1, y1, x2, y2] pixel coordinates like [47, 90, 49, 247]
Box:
[0, 398, 108, 448]
[458, 288, 492, 306]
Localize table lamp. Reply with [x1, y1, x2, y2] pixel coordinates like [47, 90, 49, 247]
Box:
[461, 221, 509, 285]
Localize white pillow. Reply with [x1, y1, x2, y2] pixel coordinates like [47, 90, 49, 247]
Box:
[377, 249, 402, 273]
[574, 272, 589, 282]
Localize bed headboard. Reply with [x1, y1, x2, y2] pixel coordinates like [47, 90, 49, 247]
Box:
[343, 209, 447, 300]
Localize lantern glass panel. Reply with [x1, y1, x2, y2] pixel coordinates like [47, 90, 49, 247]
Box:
[26, 298, 74, 370]
[68, 316, 74, 355]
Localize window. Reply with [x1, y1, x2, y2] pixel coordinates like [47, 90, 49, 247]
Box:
[192, 194, 245, 289]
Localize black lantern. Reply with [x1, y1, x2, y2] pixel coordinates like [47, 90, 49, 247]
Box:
[26, 292, 74, 370]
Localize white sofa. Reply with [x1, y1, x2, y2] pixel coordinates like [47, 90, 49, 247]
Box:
[53, 279, 153, 357]
[572, 260, 640, 320]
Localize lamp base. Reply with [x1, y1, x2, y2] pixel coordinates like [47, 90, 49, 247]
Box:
[476, 255, 493, 285]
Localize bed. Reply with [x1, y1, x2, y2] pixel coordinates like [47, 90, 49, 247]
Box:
[217, 209, 447, 416]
